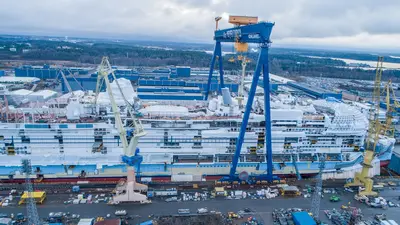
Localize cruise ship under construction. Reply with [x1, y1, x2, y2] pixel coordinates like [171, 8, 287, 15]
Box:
[0, 17, 395, 184]
[0, 66, 394, 184]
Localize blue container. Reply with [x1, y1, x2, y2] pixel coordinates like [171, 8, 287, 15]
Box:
[0, 70, 5, 76]
[147, 191, 154, 198]
[176, 67, 191, 77]
[389, 153, 400, 174]
[72, 185, 80, 193]
[292, 212, 316, 225]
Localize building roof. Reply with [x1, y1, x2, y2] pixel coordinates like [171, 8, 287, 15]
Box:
[21, 191, 46, 199]
[77, 218, 95, 225]
[0, 76, 40, 84]
[94, 219, 121, 225]
[0, 218, 12, 224]
[269, 73, 294, 84]
[30, 90, 58, 99]
[282, 186, 299, 191]
[11, 89, 33, 96]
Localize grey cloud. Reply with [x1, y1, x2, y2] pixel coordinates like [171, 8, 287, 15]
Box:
[0, 0, 399, 48]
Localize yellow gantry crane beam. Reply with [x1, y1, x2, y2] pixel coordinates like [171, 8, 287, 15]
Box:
[345, 56, 384, 196]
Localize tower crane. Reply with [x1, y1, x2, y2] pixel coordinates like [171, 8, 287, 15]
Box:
[95, 57, 148, 204]
[345, 56, 384, 196]
[205, 16, 278, 182]
[21, 159, 41, 225]
[381, 80, 399, 137]
[310, 154, 326, 220]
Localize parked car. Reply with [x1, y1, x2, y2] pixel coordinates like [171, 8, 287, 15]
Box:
[197, 208, 208, 214]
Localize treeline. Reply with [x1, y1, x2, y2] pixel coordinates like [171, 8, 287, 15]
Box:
[1, 39, 400, 81]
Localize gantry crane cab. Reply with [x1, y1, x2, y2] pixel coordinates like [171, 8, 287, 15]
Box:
[228, 15, 258, 26]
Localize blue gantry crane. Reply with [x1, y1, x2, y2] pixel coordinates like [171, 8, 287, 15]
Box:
[205, 16, 277, 182]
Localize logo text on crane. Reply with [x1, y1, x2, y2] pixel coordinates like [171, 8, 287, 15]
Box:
[248, 33, 260, 39]
[223, 29, 242, 39]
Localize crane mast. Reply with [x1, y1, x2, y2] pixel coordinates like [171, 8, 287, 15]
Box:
[382, 80, 398, 137]
[96, 57, 148, 204]
[345, 56, 384, 196]
[21, 159, 41, 225]
[59, 69, 73, 94]
[97, 58, 129, 152]
[310, 154, 326, 220]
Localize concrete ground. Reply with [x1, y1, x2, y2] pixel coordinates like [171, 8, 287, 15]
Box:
[2, 186, 400, 225]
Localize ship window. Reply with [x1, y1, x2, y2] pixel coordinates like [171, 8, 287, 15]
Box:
[76, 124, 93, 129]
[59, 124, 68, 129]
[25, 124, 49, 129]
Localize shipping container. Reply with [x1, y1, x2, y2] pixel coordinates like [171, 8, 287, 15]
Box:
[292, 212, 316, 225]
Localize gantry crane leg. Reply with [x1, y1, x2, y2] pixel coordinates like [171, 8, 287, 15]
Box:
[227, 45, 275, 182]
[205, 41, 225, 100]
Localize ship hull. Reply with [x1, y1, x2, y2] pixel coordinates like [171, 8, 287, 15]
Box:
[0, 154, 373, 184]
[380, 160, 391, 167]
[0, 173, 320, 184]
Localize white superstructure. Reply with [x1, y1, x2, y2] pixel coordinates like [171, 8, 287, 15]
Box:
[0, 80, 394, 180]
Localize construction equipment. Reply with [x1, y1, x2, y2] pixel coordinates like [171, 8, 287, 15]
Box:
[330, 195, 340, 202]
[18, 191, 46, 205]
[345, 56, 384, 196]
[311, 154, 326, 220]
[206, 16, 277, 183]
[95, 57, 148, 204]
[21, 159, 41, 225]
[215, 16, 222, 30]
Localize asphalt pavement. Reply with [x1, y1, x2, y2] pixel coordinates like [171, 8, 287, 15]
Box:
[2, 188, 400, 225]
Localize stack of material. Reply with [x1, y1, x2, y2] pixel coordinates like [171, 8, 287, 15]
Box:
[272, 208, 308, 225]
[324, 208, 363, 225]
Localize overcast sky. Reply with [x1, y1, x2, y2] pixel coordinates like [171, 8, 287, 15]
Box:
[1, 0, 400, 51]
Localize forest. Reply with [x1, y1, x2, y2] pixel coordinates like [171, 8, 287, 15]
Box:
[1, 37, 400, 81]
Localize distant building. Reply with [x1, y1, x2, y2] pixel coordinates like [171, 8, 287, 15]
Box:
[9, 47, 16, 52]
[22, 49, 30, 53]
